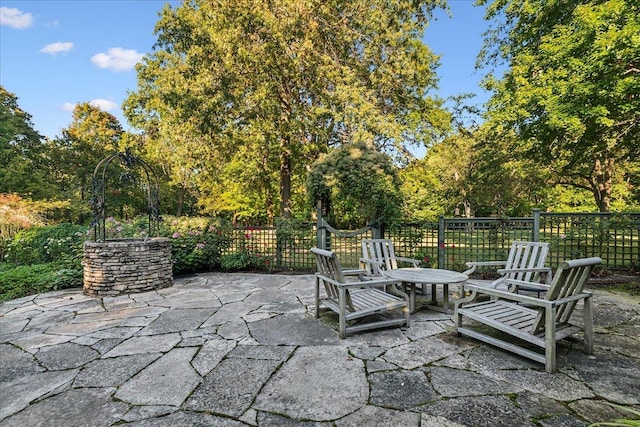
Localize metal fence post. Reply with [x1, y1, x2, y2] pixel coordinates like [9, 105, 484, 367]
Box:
[438, 216, 445, 269]
[532, 209, 541, 242]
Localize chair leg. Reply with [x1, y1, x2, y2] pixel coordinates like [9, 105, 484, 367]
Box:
[339, 288, 347, 339]
[583, 295, 594, 355]
[314, 277, 320, 319]
[545, 305, 557, 373]
[403, 305, 410, 328]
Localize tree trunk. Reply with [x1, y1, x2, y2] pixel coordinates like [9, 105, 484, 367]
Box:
[175, 188, 184, 217]
[279, 139, 292, 219]
[592, 156, 613, 212]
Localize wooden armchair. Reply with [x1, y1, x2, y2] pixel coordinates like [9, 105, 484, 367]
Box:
[463, 241, 553, 295]
[455, 257, 601, 373]
[311, 247, 410, 339]
[360, 238, 421, 279]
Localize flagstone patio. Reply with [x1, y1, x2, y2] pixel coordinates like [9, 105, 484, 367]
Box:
[1, 273, 638, 426]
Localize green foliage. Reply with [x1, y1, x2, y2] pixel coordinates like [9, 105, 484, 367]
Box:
[0, 86, 53, 199]
[412, 249, 437, 268]
[307, 142, 402, 228]
[0, 263, 83, 303]
[400, 133, 476, 219]
[220, 250, 276, 273]
[220, 226, 277, 272]
[479, 0, 640, 211]
[4, 223, 86, 266]
[124, 0, 450, 219]
[160, 217, 233, 274]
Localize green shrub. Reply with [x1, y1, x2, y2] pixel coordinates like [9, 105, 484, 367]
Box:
[160, 217, 232, 274]
[220, 250, 276, 272]
[0, 262, 83, 303]
[4, 223, 87, 266]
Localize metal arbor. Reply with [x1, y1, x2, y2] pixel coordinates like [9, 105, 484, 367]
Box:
[90, 148, 160, 241]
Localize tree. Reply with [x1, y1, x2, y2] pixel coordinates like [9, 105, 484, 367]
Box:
[400, 133, 476, 220]
[0, 86, 51, 198]
[124, 0, 449, 219]
[49, 103, 125, 222]
[479, 0, 640, 211]
[307, 142, 402, 228]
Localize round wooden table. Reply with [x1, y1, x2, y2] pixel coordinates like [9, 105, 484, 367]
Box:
[383, 268, 468, 313]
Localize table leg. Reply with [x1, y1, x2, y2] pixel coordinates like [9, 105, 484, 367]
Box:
[409, 283, 416, 313]
[443, 284, 450, 312]
[430, 284, 437, 305]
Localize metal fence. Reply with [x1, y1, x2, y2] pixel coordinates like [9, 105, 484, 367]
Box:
[224, 211, 639, 272]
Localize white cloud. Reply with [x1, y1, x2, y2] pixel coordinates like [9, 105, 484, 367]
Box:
[91, 47, 143, 72]
[1, 7, 34, 29]
[89, 99, 118, 111]
[62, 102, 76, 112]
[41, 42, 74, 55]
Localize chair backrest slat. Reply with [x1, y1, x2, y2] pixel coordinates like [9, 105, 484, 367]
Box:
[311, 247, 353, 310]
[531, 257, 601, 334]
[361, 239, 399, 276]
[505, 241, 550, 282]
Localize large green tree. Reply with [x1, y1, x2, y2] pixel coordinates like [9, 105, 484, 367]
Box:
[124, 0, 449, 219]
[307, 141, 402, 228]
[479, 0, 640, 211]
[49, 103, 125, 222]
[0, 86, 51, 198]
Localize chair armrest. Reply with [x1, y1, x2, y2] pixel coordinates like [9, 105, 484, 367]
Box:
[504, 278, 550, 291]
[462, 283, 551, 307]
[554, 292, 592, 306]
[316, 273, 400, 290]
[360, 258, 383, 266]
[466, 261, 508, 267]
[497, 267, 552, 275]
[395, 256, 422, 267]
[343, 269, 367, 277]
[463, 261, 507, 275]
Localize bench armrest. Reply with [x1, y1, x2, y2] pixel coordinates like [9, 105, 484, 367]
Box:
[461, 283, 550, 307]
[461, 282, 591, 308]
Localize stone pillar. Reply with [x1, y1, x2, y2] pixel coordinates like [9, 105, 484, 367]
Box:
[83, 238, 173, 297]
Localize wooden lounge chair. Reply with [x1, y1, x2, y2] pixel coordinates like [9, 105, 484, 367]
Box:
[311, 247, 410, 338]
[455, 257, 601, 373]
[463, 241, 553, 295]
[360, 238, 421, 279]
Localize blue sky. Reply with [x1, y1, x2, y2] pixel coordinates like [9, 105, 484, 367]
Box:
[1, 1, 494, 145]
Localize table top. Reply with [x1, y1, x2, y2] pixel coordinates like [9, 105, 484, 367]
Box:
[382, 267, 468, 284]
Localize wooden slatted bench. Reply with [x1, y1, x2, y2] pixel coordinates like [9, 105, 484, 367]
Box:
[455, 257, 601, 373]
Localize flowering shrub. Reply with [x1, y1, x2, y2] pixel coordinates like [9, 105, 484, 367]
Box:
[159, 217, 232, 274]
[413, 249, 437, 268]
[220, 226, 277, 272]
[4, 223, 86, 266]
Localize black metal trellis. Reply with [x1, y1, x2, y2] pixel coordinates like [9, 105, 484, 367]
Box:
[90, 148, 161, 241]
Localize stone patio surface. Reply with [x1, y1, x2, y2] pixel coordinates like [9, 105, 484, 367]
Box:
[1, 273, 638, 426]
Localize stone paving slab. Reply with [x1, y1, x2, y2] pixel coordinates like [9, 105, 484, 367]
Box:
[1, 272, 639, 426]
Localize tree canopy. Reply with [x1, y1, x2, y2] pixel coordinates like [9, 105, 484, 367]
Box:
[479, 0, 640, 211]
[124, 0, 450, 220]
[0, 85, 49, 198]
[307, 141, 402, 227]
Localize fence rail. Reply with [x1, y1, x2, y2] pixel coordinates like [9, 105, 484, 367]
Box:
[224, 211, 639, 272]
